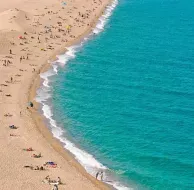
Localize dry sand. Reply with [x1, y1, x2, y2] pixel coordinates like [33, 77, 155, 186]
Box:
[0, 0, 111, 189]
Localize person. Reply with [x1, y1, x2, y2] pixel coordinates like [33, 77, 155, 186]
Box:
[96, 171, 103, 180]
[40, 166, 44, 170]
[11, 77, 13, 83]
[10, 134, 16, 136]
[46, 175, 49, 179]
[9, 125, 17, 129]
[52, 184, 58, 190]
[57, 177, 61, 184]
[96, 171, 100, 179]
[42, 175, 50, 184]
[100, 171, 103, 181]
[32, 153, 41, 158]
[9, 49, 12, 54]
[45, 175, 50, 182]
[34, 166, 39, 170]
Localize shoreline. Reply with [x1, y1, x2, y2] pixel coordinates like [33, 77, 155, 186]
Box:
[29, 1, 113, 189]
[28, 0, 115, 190]
[31, 1, 122, 189]
[29, 1, 119, 189]
[0, 0, 114, 189]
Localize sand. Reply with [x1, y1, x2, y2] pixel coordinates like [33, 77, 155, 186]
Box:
[0, 0, 111, 189]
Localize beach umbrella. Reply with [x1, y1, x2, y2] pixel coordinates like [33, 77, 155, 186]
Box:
[66, 25, 71, 29]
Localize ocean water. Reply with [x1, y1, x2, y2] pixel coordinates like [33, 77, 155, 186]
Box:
[36, 0, 194, 189]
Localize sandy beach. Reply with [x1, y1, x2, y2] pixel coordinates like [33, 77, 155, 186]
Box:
[0, 0, 111, 189]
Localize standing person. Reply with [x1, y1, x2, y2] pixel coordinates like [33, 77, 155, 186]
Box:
[11, 77, 13, 83]
[100, 171, 104, 181]
[96, 171, 100, 179]
[9, 49, 12, 54]
[20, 56, 22, 63]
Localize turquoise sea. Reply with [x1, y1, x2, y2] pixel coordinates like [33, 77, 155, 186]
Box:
[37, 0, 194, 189]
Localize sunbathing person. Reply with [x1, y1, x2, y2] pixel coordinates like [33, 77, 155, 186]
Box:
[4, 113, 12, 117]
[40, 166, 44, 170]
[49, 179, 57, 184]
[24, 165, 45, 170]
[49, 177, 62, 185]
[42, 175, 50, 183]
[32, 153, 41, 158]
[23, 147, 33, 151]
[24, 165, 33, 170]
[10, 134, 17, 136]
[34, 166, 40, 170]
[57, 177, 62, 184]
[9, 125, 17, 129]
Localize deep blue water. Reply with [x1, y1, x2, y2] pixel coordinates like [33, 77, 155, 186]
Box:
[50, 0, 194, 189]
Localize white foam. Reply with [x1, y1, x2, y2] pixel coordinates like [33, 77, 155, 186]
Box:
[36, 89, 51, 103]
[93, 0, 118, 34]
[40, 65, 57, 87]
[36, 0, 131, 189]
[53, 64, 58, 73]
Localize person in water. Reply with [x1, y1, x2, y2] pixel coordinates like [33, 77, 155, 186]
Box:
[96, 171, 104, 181]
[100, 171, 104, 181]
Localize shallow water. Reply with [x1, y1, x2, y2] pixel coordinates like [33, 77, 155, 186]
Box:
[38, 0, 194, 189]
